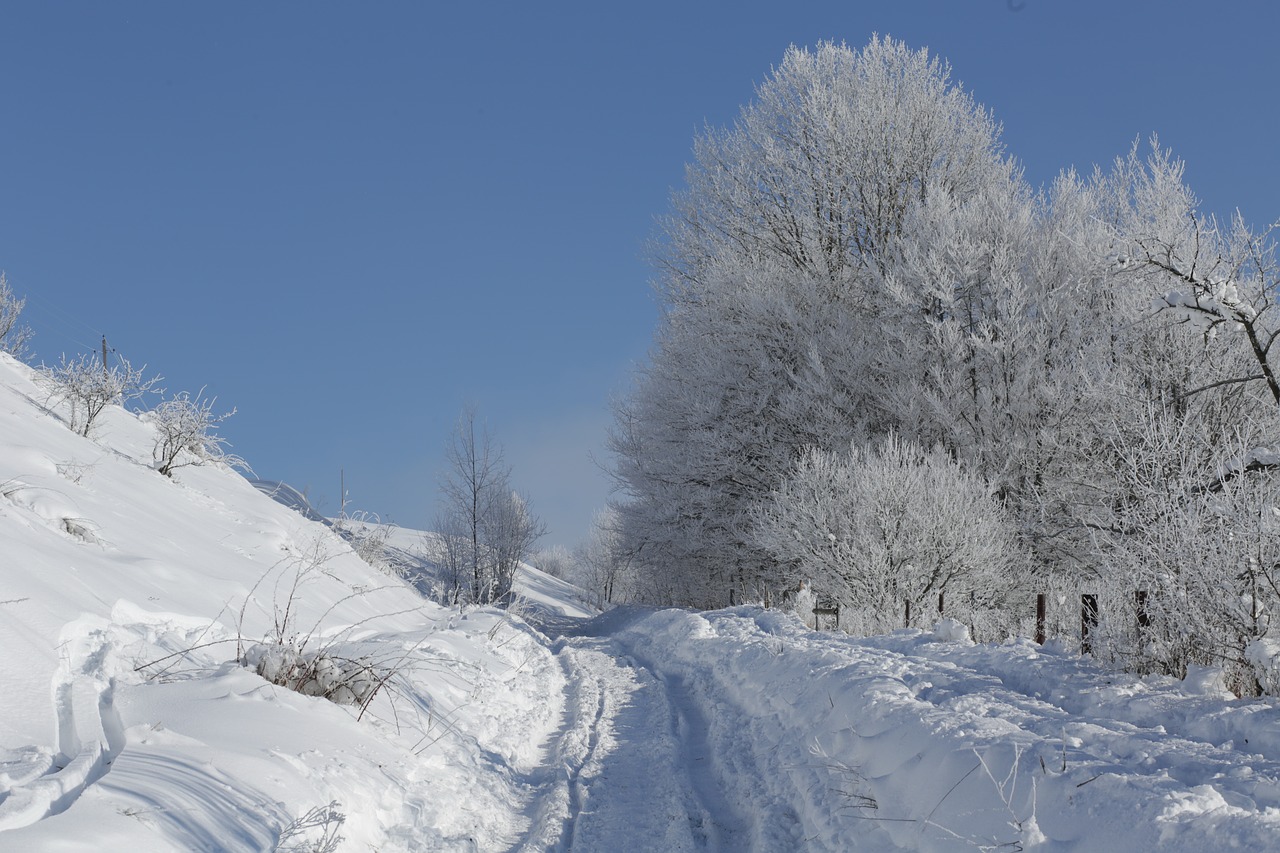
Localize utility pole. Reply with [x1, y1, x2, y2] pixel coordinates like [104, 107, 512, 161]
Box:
[101, 336, 109, 373]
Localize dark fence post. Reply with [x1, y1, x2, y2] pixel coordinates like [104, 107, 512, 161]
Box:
[937, 591, 945, 617]
[1134, 590, 1150, 629]
[1035, 593, 1046, 645]
[904, 598, 912, 628]
[1081, 594, 1099, 655]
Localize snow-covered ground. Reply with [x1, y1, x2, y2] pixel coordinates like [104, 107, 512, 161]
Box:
[3, 349, 1280, 851]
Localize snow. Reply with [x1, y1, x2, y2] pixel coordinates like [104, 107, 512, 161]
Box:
[4, 348, 1280, 850]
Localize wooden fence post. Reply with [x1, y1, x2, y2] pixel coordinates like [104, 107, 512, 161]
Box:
[1081, 594, 1099, 655]
[1134, 590, 1150, 629]
[1035, 594, 1046, 645]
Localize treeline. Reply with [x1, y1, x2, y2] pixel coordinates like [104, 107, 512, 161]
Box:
[601, 38, 1280, 694]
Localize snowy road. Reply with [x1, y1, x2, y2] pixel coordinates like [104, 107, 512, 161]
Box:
[520, 606, 1280, 853]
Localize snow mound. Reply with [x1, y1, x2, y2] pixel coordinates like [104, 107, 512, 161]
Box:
[932, 617, 973, 643]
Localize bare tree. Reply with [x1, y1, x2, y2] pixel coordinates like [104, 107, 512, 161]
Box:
[484, 489, 545, 604]
[436, 407, 543, 605]
[573, 507, 636, 609]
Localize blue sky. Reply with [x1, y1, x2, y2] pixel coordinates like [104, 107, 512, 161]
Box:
[2, 1, 1277, 549]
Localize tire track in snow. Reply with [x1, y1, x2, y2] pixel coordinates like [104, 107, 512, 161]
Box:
[512, 642, 610, 852]
[644, 664, 752, 850]
[521, 608, 753, 852]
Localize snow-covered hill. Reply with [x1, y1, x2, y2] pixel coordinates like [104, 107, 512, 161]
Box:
[5, 349, 1280, 852]
[0, 353, 570, 850]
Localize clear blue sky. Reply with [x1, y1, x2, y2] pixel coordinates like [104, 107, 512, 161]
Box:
[2, 1, 1277, 549]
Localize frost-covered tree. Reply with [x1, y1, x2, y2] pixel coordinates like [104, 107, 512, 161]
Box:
[484, 489, 545, 604]
[752, 435, 1022, 637]
[611, 34, 1280, 687]
[531, 545, 573, 580]
[37, 351, 160, 437]
[573, 507, 639, 609]
[1089, 409, 1280, 693]
[661, 37, 1006, 288]
[147, 390, 242, 477]
[1045, 143, 1280, 686]
[0, 273, 33, 358]
[435, 407, 542, 606]
[612, 38, 1012, 605]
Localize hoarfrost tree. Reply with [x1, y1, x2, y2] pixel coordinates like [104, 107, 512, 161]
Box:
[611, 37, 1013, 605]
[436, 407, 543, 606]
[661, 36, 1006, 289]
[1066, 143, 1280, 691]
[573, 507, 639, 609]
[530, 545, 573, 580]
[484, 489, 545, 605]
[1091, 408, 1280, 694]
[611, 34, 1280, 684]
[1119, 144, 1280, 414]
[0, 273, 33, 358]
[37, 351, 161, 437]
[752, 434, 1022, 637]
[147, 390, 243, 477]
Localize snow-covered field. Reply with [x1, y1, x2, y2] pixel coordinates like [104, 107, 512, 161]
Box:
[3, 348, 1280, 851]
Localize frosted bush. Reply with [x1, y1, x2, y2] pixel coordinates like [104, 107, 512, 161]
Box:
[244, 642, 380, 707]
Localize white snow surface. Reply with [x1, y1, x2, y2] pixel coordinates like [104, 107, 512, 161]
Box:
[3, 349, 1280, 851]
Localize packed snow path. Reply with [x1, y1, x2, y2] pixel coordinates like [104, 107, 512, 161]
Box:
[519, 606, 1280, 852]
[517, 608, 755, 852]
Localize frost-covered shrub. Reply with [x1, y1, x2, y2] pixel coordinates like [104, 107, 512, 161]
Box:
[1246, 640, 1280, 696]
[0, 272, 32, 358]
[333, 512, 408, 579]
[231, 538, 409, 714]
[147, 390, 243, 477]
[789, 581, 817, 629]
[37, 351, 160, 437]
[274, 801, 345, 853]
[245, 642, 380, 707]
[753, 434, 1026, 638]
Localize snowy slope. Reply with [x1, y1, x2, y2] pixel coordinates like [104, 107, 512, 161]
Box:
[0, 352, 568, 850]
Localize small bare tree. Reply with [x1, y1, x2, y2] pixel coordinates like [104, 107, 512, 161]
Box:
[436, 407, 543, 605]
[573, 507, 636, 609]
[484, 489, 545, 604]
[0, 273, 33, 358]
[148, 390, 243, 477]
[38, 351, 160, 437]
